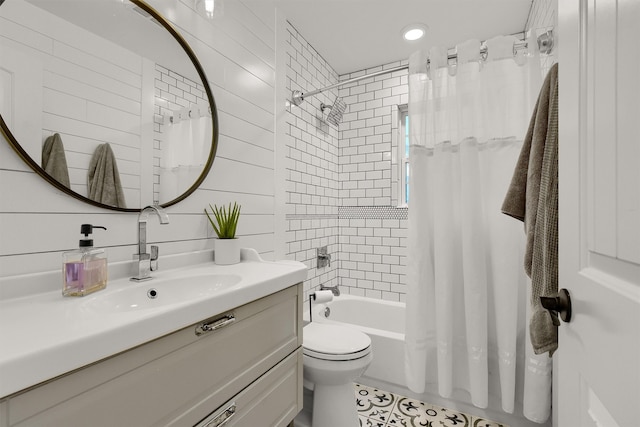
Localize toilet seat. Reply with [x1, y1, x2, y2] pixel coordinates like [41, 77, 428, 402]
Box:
[303, 323, 371, 361]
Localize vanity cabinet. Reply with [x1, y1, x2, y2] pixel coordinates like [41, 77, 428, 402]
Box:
[0, 284, 303, 427]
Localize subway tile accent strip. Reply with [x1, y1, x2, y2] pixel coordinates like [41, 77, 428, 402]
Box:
[286, 206, 407, 220]
[339, 206, 408, 220]
[285, 214, 339, 220]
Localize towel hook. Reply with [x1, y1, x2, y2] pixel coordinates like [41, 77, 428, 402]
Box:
[537, 30, 554, 55]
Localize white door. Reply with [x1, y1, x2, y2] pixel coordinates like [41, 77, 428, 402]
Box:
[557, 1, 640, 426]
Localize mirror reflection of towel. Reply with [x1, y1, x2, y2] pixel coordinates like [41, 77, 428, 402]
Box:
[42, 133, 70, 188]
[87, 143, 126, 208]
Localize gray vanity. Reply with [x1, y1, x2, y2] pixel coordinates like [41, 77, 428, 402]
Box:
[0, 254, 306, 426]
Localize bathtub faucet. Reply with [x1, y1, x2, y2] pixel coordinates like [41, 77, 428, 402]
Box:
[321, 284, 340, 297]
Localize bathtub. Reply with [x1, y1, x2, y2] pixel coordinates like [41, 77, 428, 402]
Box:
[308, 294, 406, 387]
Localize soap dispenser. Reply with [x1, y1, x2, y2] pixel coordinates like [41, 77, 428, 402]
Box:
[62, 224, 108, 297]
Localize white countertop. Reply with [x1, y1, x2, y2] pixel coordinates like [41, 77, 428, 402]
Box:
[0, 249, 306, 398]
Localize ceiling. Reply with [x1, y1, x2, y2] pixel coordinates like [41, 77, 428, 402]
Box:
[272, 0, 534, 75]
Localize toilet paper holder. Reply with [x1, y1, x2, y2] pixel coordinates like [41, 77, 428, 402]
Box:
[309, 289, 334, 322]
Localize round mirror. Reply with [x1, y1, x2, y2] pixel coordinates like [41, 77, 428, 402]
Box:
[0, 0, 218, 211]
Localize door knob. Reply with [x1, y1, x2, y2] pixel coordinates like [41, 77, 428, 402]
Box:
[540, 288, 572, 323]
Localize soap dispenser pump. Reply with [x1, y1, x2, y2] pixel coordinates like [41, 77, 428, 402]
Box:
[62, 224, 108, 297]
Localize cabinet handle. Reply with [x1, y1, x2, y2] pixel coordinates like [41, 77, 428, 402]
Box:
[201, 403, 236, 427]
[195, 314, 235, 336]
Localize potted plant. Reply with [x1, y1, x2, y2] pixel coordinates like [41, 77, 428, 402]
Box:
[205, 202, 241, 265]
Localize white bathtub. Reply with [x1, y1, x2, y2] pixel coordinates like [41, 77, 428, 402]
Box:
[309, 294, 406, 387]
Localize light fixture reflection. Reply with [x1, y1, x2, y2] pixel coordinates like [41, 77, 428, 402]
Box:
[196, 0, 223, 19]
[204, 0, 214, 17]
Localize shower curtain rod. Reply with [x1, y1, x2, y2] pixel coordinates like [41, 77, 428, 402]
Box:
[291, 29, 554, 106]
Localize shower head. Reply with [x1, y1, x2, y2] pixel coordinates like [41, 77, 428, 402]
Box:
[320, 97, 347, 127]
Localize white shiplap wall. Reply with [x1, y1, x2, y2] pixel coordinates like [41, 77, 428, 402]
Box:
[0, 0, 145, 205]
[0, 0, 278, 289]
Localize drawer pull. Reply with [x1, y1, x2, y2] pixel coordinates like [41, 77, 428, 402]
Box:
[195, 314, 235, 336]
[201, 403, 236, 427]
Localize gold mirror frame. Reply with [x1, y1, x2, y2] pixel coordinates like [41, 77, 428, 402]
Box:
[0, 0, 218, 212]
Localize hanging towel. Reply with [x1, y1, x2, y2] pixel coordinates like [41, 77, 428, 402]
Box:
[41, 133, 71, 188]
[501, 63, 559, 356]
[87, 143, 126, 208]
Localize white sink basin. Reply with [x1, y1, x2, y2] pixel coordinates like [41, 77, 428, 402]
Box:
[81, 273, 242, 313]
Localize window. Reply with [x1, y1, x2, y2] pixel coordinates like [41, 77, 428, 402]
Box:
[399, 106, 410, 205]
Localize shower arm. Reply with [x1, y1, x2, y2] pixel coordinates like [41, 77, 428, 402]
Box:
[290, 30, 554, 107]
[291, 64, 407, 106]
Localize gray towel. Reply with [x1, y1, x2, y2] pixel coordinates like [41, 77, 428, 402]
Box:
[87, 143, 126, 208]
[502, 63, 559, 356]
[42, 133, 70, 188]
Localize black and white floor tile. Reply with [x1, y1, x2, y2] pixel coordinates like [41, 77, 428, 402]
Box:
[355, 384, 509, 427]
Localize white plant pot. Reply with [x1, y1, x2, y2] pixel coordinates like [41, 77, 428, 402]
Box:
[214, 238, 241, 265]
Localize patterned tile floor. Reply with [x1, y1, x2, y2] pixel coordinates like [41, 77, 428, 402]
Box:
[355, 383, 509, 427]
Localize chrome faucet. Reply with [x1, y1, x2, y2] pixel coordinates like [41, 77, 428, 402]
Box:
[131, 205, 169, 282]
[321, 284, 340, 297]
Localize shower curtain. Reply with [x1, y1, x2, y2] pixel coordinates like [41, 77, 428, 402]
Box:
[160, 112, 211, 202]
[405, 36, 552, 423]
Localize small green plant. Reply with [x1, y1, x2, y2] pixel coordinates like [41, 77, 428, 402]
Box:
[205, 202, 241, 239]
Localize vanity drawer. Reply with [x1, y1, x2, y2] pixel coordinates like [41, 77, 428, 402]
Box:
[7, 284, 302, 427]
[193, 348, 302, 427]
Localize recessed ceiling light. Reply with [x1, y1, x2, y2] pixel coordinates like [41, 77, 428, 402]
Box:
[402, 24, 428, 41]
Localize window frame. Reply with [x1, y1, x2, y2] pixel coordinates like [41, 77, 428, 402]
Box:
[398, 105, 409, 206]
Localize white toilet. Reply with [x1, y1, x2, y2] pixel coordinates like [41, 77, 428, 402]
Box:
[302, 322, 373, 427]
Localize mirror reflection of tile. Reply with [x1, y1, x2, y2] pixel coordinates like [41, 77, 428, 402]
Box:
[355, 383, 509, 427]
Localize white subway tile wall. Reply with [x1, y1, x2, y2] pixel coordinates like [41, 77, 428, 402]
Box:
[339, 208, 408, 301]
[285, 23, 340, 301]
[286, 22, 410, 302]
[336, 64, 409, 302]
[338, 64, 408, 207]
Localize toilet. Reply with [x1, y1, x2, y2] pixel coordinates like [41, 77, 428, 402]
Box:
[302, 322, 373, 427]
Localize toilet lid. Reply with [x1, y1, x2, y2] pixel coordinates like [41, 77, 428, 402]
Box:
[303, 323, 371, 361]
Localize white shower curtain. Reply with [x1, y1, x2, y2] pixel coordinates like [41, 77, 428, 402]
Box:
[405, 35, 552, 423]
[160, 113, 212, 202]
